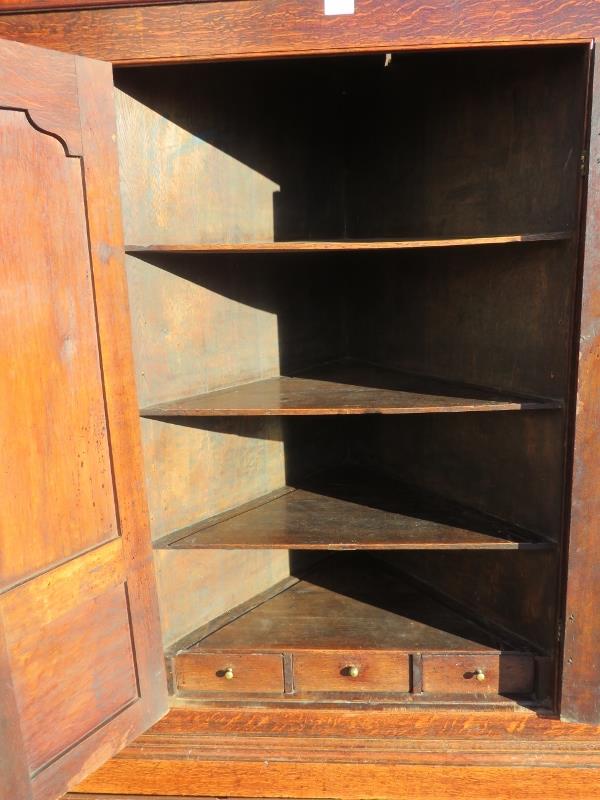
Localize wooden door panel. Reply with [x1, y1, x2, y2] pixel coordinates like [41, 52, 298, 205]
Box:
[0, 38, 167, 800]
[0, 108, 118, 588]
[1, 542, 136, 774]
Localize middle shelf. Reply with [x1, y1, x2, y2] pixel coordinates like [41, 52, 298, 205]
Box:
[140, 359, 561, 417]
[157, 466, 552, 551]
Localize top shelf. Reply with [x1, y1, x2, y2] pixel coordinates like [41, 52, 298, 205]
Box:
[125, 232, 571, 255]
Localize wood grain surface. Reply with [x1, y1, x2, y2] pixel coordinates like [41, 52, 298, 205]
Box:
[0, 38, 167, 800]
[183, 555, 512, 654]
[0, 0, 235, 11]
[70, 706, 600, 796]
[421, 653, 534, 695]
[140, 360, 559, 417]
[176, 653, 284, 694]
[163, 466, 551, 551]
[561, 46, 600, 723]
[0, 0, 597, 65]
[126, 233, 570, 252]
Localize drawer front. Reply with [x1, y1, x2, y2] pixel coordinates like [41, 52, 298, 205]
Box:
[175, 653, 284, 694]
[293, 651, 410, 693]
[421, 653, 534, 695]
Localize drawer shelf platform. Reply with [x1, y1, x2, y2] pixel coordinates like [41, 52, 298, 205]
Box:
[140, 360, 561, 418]
[158, 467, 552, 551]
[168, 555, 537, 702]
[126, 231, 570, 255]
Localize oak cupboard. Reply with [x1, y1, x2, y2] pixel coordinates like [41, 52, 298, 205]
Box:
[0, 3, 600, 800]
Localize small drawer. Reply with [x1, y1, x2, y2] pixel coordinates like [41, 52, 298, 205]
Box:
[175, 652, 284, 694]
[421, 653, 534, 695]
[293, 651, 410, 693]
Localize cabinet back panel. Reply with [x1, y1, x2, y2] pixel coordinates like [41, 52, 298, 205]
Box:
[347, 46, 587, 238]
[378, 549, 558, 653]
[126, 253, 347, 409]
[154, 548, 293, 649]
[115, 60, 347, 246]
[347, 241, 576, 401]
[115, 45, 587, 245]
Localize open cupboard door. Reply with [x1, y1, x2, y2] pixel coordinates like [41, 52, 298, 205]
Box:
[0, 38, 167, 800]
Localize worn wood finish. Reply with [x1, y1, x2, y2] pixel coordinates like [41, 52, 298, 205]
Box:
[140, 360, 559, 417]
[114, 49, 583, 247]
[347, 47, 587, 240]
[561, 47, 600, 724]
[0, 37, 82, 153]
[154, 549, 293, 649]
[114, 64, 345, 247]
[421, 654, 535, 695]
[126, 233, 571, 252]
[71, 707, 600, 796]
[0, 0, 598, 65]
[181, 555, 515, 654]
[349, 242, 579, 402]
[176, 653, 285, 694]
[163, 466, 551, 551]
[380, 549, 558, 654]
[292, 652, 410, 694]
[0, 620, 31, 800]
[73, 42, 168, 736]
[0, 39, 167, 800]
[0, 106, 117, 589]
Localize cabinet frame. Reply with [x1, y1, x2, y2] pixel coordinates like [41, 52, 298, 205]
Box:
[1, 2, 600, 798]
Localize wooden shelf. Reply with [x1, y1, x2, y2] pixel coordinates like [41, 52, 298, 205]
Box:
[126, 231, 570, 255]
[140, 360, 561, 417]
[159, 467, 551, 551]
[184, 555, 517, 653]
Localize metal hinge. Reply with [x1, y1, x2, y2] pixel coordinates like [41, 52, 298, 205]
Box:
[581, 149, 588, 177]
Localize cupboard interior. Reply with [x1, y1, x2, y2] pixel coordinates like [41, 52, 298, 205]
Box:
[114, 44, 588, 710]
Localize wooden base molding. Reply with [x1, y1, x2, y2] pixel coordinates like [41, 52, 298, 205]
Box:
[70, 707, 600, 799]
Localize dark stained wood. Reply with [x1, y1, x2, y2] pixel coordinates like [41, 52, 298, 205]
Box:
[421, 654, 534, 695]
[140, 360, 560, 417]
[126, 233, 571, 253]
[0, 1, 598, 65]
[0, 38, 167, 800]
[167, 556, 535, 704]
[183, 556, 516, 654]
[162, 466, 552, 551]
[380, 549, 558, 654]
[292, 651, 410, 694]
[347, 48, 587, 241]
[561, 47, 600, 724]
[114, 49, 583, 247]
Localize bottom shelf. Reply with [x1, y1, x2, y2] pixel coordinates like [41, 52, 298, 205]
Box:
[168, 555, 542, 705]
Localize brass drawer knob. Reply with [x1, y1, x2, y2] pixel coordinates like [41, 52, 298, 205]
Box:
[347, 665, 360, 678]
[474, 668, 486, 682]
[223, 667, 234, 680]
